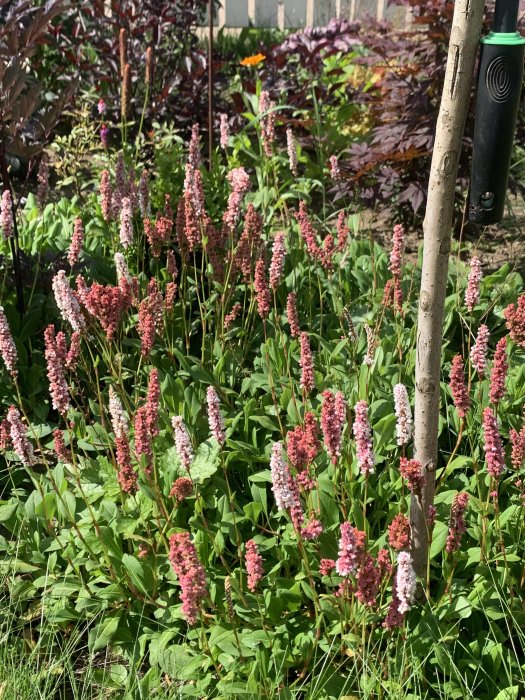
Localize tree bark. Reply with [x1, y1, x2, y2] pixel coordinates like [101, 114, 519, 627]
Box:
[411, 0, 485, 580]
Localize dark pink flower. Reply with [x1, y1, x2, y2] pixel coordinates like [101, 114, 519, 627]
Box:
[254, 258, 271, 319]
[1, 190, 14, 240]
[388, 224, 405, 277]
[388, 513, 411, 551]
[321, 390, 346, 464]
[489, 337, 508, 404]
[399, 457, 424, 493]
[168, 532, 208, 624]
[301, 519, 323, 540]
[299, 332, 315, 393]
[135, 406, 153, 475]
[53, 429, 71, 464]
[482, 407, 505, 478]
[504, 293, 525, 349]
[286, 292, 300, 338]
[319, 558, 336, 576]
[170, 476, 193, 501]
[356, 553, 381, 607]
[224, 302, 242, 330]
[116, 435, 137, 493]
[510, 424, 525, 469]
[446, 492, 469, 553]
[269, 231, 286, 290]
[245, 540, 264, 591]
[146, 368, 160, 437]
[449, 354, 470, 418]
[286, 412, 320, 469]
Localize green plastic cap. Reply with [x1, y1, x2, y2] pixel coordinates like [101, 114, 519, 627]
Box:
[481, 31, 525, 45]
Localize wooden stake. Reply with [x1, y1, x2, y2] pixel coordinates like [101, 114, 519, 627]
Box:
[411, 0, 485, 580]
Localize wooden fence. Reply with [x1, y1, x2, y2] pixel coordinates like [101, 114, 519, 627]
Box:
[208, 0, 412, 29]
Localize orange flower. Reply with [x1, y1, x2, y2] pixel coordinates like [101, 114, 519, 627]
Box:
[240, 53, 266, 66]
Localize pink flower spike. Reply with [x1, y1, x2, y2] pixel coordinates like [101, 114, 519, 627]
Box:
[446, 492, 469, 553]
[356, 553, 381, 607]
[245, 540, 264, 591]
[321, 390, 346, 464]
[336, 522, 366, 575]
[482, 407, 505, 479]
[0, 306, 17, 378]
[449, 355, 470, 418]
[269, 231, 286, 290]
[395, 551, 416, 615]
[510, 423, 525, 469]
[168, 532, 208, 625]
[320, 559, 336, 576]
[504, 293, 525, 348]
[489, 337, 508, 404]
[286, 128, 298, 176]
[299, 332, 315, 394]
[388, 224, 405, 277]
[67, 218, 84, 268]
[219, 113, 230, 150]
[470, 324, 490, 376]
[270, 442, 296, 511]
[465, 256, 482, 312]
[171, 415, 194, 470]
[353, 400, 375, 475]
[399, 457, 424, 493]
[393, 383, 412, 445]
[286, 292, 300, 338]
[254, 258, 271, 319]
[7, 406, 34, 466]
[206, 386, 225, 445]
[1, 190, 14, 240]
[301, 519, 323, 540]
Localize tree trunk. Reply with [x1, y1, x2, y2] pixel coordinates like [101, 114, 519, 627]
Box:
[411, 0, 485, 580]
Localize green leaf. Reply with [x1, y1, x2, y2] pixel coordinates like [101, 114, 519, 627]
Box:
[89, 611, 122, 652]
[122, 554, 154, 597]
[430, 521, 448, 559]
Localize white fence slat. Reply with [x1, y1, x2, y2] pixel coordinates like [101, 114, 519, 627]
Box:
[314, 0, 336, 25]
[212, 0, 413, 29]
[255, 0, 279, 26]
[225, 0, 250, 26]
[284, 0, 307, 27]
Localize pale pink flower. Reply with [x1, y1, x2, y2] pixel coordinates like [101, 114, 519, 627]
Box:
[395, 551, 416, 614]
[270, 442, 296, 511]
[138, 169, 150, 218]
[206, 386, 225, 445]
[1, 190, 14, 240]
[109, 386, 128, 439]
[168, 532, 208, 625]
[470, 324, 490, 376]
[465, 256, 482, 312]
[353, 400, 375, 475]
[363, 325, 376, 366]
[388, 224, 405, 277]
[269, 231, 286, 290]
[336, 522, 366, 575]
[119, 196, 133, 248]
[286, 128, 298, 176]
[100, 170, 112, 222]
[259, 91, 275, 157]
[44, 325, 71, 415]
[393, 383, 412, 445]
[329, 155, 341, 181]
[7, 406, 34, 466]
[0, 306, 17, 378]
[223, 167, 250, 231]
[52, 270, 86, 333]
[171, 415, 194, 470]
[219, 113, 230, 149]
[97, 98, 106, 115]
[482, 407, 505, 478]
[245, 539, 263, 591]
[114, 252, 132, 285]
